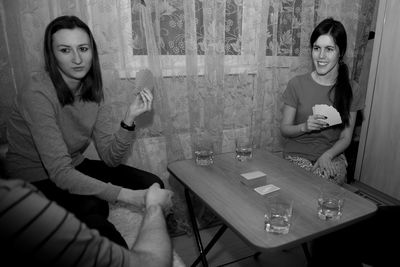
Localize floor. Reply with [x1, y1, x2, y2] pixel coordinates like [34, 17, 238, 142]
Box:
[172, 225, 308, 267]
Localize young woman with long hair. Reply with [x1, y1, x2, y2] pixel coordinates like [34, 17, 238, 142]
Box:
[5, 15, 173, 247]
[280, 18, 364, 184]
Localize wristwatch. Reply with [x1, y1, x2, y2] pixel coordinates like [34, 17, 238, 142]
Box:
[120, 120, 136, 131]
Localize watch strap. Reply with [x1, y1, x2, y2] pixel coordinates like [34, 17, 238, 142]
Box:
[120, 120, 136, 131]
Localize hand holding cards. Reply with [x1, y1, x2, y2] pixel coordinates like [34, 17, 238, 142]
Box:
[125, 69, 154, 124]
[135, 68, 154, 93]
[312, 104, 342, 126]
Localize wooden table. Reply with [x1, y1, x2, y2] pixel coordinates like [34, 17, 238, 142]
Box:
[167, 149, 377, 266]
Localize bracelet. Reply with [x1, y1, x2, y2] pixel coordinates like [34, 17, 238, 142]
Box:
[120, 120, 136, 131]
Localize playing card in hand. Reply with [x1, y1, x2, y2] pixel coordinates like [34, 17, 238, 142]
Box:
[135, 69, 154, 93]
[312, 104, 342, 126]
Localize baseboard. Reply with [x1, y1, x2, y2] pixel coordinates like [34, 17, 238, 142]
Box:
[348, 181, 400, 206]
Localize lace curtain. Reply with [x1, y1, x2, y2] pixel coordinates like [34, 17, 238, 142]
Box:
[0, 0, 376, 180]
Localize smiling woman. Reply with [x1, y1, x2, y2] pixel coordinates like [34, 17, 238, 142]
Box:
[280, 17, 364, 185]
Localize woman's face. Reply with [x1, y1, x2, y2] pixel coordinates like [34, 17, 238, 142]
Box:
[312, 34, 340, 80]
[52, 28, 93, 89]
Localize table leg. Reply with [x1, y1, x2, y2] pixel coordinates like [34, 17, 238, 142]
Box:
[192, 224, 227, 267]
[301, 242, 311, 264]
[185, 188, 208, 267]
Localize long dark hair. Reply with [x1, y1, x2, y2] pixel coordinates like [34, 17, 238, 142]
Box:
[310, 18, 352, 126]
[44, 15, 103, 106]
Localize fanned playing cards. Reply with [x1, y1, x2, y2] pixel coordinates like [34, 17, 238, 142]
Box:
[312, 104, 342, 126]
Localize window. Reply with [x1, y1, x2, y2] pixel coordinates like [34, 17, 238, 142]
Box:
[130, 0, 243, 56]
[119, 0, 303, 77]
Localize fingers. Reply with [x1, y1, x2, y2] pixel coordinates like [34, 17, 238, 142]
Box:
[150, 182, 160, 189]
[313, 114, 327, 120]
[326, 163, 338, 178]
[146, 184, 174, 214]
[306, 114, 328, 131]
[317, 162, 337, 178]
[138, 88, 153, 110]
[139, 88, 153, 102]
[311, 161, 319, 172]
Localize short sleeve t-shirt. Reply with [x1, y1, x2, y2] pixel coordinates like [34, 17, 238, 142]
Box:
[282, 73, 364, 162]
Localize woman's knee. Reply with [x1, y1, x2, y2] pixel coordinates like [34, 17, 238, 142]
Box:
[115, 165, 164, 189]
[77, 197, 109, 218]
[148, 172, 164, 188]
[134, 171, 164, 189]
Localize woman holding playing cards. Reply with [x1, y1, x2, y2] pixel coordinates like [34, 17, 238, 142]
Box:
[5, 15, 173, 247]
[280, 18, 364, 184]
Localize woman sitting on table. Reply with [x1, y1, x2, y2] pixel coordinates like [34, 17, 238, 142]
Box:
[280, 18, 363, 185]
[5, 15, 172, 248]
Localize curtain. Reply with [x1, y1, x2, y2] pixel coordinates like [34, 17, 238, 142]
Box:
[0, 0, 377, 182]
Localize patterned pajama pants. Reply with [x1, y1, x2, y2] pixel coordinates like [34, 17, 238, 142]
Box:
[284, 154, 347, 185]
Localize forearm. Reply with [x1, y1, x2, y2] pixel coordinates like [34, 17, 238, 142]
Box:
[93, 103, 137, 167]
[280, 123, 307, 138]
[323, 136, 352, 159]
[95, 127, 135, 167]
[323, 116, 356, 160]
[117, 188, 147, 207]
[0, 180, 130, 267]
[130, 204, 172, 267]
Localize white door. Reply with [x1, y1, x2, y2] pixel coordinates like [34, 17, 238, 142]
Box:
[355, 0, 400, 200]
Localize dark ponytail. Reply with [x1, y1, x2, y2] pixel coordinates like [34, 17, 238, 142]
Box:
[330, 59, 352, 126]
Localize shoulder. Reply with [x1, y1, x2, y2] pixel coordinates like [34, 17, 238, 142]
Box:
[28, 74, 57, 98]
[286, 73, 313, 94]
[18, 74, 59, 108]
[287, 73, 312, 87]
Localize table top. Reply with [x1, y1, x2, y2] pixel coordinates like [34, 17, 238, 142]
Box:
[167, 149, 377, 252]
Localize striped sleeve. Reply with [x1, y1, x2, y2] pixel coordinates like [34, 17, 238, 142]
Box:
[0, 179, 133, 267]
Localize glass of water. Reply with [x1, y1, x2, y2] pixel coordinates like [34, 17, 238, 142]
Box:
[264, 195, 293, 234]
[194, 133, 214, 166]
[235, 135, 253, 161]
[317, 184, 345, 220]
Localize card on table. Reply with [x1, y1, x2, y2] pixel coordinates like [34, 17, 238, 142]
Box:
[254, 184, 280, 195]
[240, 171, 267, 180]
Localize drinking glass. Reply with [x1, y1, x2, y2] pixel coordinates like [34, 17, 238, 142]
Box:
[317, 184, 345, 220]
[264, 195, 293, 234]
[194, 133, 214, 166]
[235, 135, 253, 162]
